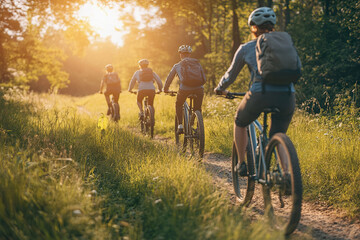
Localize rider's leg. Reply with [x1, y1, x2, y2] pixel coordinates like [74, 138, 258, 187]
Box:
[234, 125, 248, 165]
[137, 90, 145, 119]
[269, 93, 295, 171]
[193, 88, 204, 112]
[175, 89, 188, 125]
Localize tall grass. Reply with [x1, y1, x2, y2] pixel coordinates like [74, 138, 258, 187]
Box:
[80, 92, 360, 219]
[0, 89, 283, 239]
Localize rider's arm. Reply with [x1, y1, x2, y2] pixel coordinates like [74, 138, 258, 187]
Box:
[163, 65, 177, 92]
[128, 71, 138, 92]
[153, 72, 163, 91]
[216, 45, 246, 91]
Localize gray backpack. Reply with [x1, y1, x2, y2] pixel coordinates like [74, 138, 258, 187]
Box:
[140, 68, 153, 82]
[180, 58, 206, 87]
[256, 31, 301, 85]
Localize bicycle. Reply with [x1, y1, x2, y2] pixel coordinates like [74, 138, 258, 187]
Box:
[166, 91, 205, 159]
[225, 92, 302, 236]
[109, 95, 120, 122]
[130, 91, 159, 138]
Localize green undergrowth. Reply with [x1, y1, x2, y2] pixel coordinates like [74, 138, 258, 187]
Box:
[0, 89, 283, 239]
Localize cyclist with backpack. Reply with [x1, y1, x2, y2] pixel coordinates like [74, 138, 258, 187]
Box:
[128, 59, 163, 119]
[214, 7, 301, 175]
[163, 45, 206, 134]
[99, 64, 122, 115]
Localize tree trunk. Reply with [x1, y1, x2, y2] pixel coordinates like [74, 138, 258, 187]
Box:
[267, 0, 273, 7]
[258, 0, 265, 7]
[231, 0, 241, 58]
[285, 0, 290, 28]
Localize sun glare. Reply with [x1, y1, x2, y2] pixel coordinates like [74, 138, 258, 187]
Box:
[77, 1, 128, 46]
[76, 1, 165, 47]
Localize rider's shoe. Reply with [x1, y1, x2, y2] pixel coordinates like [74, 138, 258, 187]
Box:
[107, 107, 111, 115]
[177, 124, 184, 134]
[238, 162, 248, 177]
[138, 112, 144, 120]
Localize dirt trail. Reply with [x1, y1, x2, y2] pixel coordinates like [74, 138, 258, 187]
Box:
[202, 152, 360, 240]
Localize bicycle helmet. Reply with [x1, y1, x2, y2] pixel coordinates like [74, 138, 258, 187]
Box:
[105, 64, 113, 72]
[248, 7, 276, 26]
[178, 45, 192, 53]
[138, 59, 149, 67]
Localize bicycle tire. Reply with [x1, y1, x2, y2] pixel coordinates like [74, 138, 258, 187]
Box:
[232, 142, 255, 206]
[112, 102, 120, 122]
[146, 106, 155, 138]
[189, 110, 205, 159]
[175, 112, 187, 151]
[263, 133, 302, 236]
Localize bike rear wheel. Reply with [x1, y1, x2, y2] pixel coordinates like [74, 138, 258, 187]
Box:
[145, 106, 155, 138]
[175, 111, 187, 152]
[111, 102, 120, 122]
[189, 110, 205, 159]
[232, 142, 255, 205]
[263, 133, 302, 236]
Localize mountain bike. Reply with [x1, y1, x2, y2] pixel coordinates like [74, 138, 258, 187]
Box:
[109, 95, 120, 122]
[131, 91, 159, 138]
[225, 92, 302, 236]
[166, 91, 205, 159]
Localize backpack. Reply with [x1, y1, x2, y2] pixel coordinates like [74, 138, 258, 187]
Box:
[180, 58, 206, 87]
[106, 72, 120, 84]
[139, 68, 153, 82]
[256, 31, 301, 85]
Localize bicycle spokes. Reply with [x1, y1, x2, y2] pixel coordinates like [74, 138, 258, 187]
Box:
[264, 133, 302, 236]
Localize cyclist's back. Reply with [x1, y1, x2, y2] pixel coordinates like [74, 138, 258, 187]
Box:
[99, 64, 121, 115]
[163, 45, 206, 133]
[128, 59, 163, 119]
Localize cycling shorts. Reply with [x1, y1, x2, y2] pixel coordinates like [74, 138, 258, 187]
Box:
[235, 91, 295, 138]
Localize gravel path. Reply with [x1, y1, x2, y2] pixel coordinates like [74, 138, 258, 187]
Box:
[202, 152, 360, 240]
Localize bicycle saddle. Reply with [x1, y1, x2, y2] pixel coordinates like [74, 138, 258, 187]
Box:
[263, 107, 280, 114]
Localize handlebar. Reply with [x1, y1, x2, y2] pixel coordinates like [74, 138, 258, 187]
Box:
[224, 92, 246, 99]
[129, 90, 162, 94]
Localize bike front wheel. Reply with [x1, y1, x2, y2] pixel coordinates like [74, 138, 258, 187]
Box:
[232, 141, 255, 206]
[189, 110, 205, 159]
[263, 133, 302, 236]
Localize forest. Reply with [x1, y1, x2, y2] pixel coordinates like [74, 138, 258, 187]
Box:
[1, 0, 359, 113]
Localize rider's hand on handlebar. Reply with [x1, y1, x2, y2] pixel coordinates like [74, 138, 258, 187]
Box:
[214, 88, 228, 96]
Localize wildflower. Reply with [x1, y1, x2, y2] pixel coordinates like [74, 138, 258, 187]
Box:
[154, 199, 162, 204]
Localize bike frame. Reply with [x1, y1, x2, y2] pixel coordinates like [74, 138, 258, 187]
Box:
[183, 97, 196, 138]
[248, 112, 279, 186]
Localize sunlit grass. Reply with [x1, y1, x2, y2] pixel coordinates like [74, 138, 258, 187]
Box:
[78, 92, 360, 219]
[0, 89, 284, 239]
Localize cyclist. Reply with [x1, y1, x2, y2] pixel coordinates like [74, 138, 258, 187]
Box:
[214, 7, 301, 175]
[99, 64, 122, 115]
[128, 59, 163, 119]
[163, 45, 206, 134]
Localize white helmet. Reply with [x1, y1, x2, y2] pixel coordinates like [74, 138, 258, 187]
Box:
[178, 45, 192, 53]
[138, 59, 149, 67]
[105, 64, 113, 72]
[248, 7, 276, 26]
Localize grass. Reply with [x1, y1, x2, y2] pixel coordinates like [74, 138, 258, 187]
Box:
[0, 88, 284, 239]
[80, 91, 360, 219]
